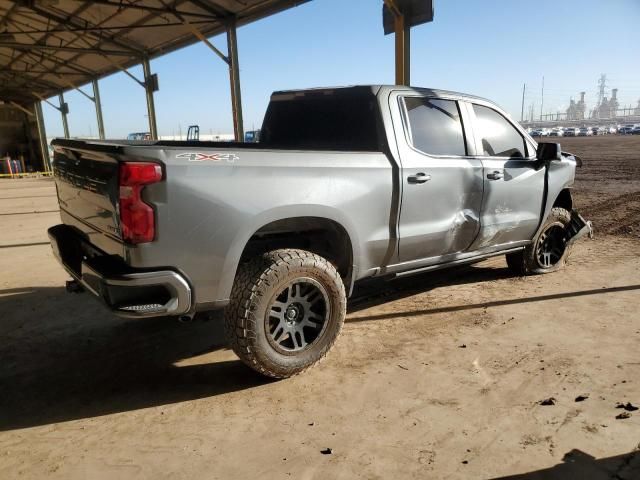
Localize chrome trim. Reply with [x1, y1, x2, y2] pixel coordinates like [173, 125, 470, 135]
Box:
[81, 263, 192, 318]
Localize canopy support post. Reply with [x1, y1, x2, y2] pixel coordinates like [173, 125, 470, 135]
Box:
[384, 0, 411, 85]
[142, 57, 158, 140]
[226, 19, 244, 142]
[58, 92, 70, 138]
[34, 101, 51, 172]
[92, 79, 106, 139]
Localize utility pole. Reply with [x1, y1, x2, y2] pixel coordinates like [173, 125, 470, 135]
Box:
[539, 76, 544, 121]
[529, 103, 534, 122]
[521, 83, 526, 122]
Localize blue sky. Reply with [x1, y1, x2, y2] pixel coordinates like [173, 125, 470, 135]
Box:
[43, 0, 640, 138]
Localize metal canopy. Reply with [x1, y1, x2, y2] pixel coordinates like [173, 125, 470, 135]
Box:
[0, 0, 308, 105]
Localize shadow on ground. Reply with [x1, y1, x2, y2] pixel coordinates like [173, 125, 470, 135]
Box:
[0, 286, 271, 431]
[1, 263, 511, 430]
[491, 448, 640, 479]
[348, 263, 517, 313]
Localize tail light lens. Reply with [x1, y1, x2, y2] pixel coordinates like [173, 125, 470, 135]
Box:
[119, 162, 162, 244]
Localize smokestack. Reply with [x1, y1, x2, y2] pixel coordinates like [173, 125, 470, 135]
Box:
[612, 88, 618, 99]
[580, 91, 586, 102]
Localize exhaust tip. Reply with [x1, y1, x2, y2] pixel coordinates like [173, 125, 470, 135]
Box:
[65, 279, 84, 293]
[178, 314, 194, 323]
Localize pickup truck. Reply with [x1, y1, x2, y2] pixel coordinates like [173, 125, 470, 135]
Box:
[48, 85, 591, 378]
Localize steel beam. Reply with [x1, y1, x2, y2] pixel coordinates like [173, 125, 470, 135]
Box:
[0, 41, 134, 56]
[58, 92, 69, 138]
[3, 3, 92, 71]
[92, 79, 106, 139]
[1, 66, 84, 76]
[86, 1, 217, 19]
[188, 24, 229, 64]
[25, 4, 145, 55]
[384, 0, 410, 85]
[226, 19, 244, 142]
[0, 19, 213, 36]
[394, 13, 410, 85]
[142, 57, 158, 140]
[9, 101, 34, 116]
[34, 101, 51, 172]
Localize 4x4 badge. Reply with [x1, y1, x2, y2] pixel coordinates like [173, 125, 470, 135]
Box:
[176, 152, 238, 163]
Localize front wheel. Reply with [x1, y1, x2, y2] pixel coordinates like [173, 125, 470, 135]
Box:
[224, 249, 346, 378]
[506, 207, 573, 275]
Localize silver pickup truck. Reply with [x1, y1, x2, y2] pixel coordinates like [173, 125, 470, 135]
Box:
[48, 85, 591, 378]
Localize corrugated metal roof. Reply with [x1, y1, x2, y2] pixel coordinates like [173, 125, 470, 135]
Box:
[0, 0, 309, 105]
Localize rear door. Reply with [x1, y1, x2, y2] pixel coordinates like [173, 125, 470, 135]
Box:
[391, 93, 484, 262]
[465, 102, 545, 250]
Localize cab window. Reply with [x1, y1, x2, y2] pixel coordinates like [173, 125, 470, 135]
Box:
[403, 97, 467, 156]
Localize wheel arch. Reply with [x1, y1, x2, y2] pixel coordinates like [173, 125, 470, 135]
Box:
[218, 207, 360, 301]
[552, 188, 573, 212]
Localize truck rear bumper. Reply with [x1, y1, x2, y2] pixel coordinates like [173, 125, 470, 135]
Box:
[48, 224, 192, 318]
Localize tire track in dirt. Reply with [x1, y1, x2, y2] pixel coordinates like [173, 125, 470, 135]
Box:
[581, 191, 640, 236]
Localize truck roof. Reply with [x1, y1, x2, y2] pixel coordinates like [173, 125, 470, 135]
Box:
[270, 85, 493, 105]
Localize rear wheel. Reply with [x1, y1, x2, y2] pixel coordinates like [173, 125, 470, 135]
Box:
[506, 207, 572, 275]
[224, 249, 346, 378]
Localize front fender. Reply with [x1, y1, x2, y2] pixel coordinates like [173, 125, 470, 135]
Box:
[534, 155, 578, 238]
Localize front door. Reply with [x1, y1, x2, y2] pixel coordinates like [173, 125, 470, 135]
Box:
[466, 102, 545, 250]
[392, 94, 484, 263]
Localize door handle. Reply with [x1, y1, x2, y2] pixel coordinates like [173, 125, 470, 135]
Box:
[407, 172, 431, 184]
[487, 170, 504, 180]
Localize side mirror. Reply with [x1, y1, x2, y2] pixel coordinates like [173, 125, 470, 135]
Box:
[537, 142, 562, 162]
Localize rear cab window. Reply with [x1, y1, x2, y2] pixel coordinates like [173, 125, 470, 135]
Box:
[402, 97, 467, 157]
[261, 89, 382, 151]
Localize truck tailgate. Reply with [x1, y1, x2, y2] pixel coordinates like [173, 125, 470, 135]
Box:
[53, 141, 122, 245]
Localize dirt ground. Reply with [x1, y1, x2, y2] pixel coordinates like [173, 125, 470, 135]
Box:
[1, 136, 639, 479]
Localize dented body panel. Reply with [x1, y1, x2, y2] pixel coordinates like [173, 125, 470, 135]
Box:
[49, 85, 581, 317]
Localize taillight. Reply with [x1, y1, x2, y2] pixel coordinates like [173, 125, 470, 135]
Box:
[119, 162, 162, 244]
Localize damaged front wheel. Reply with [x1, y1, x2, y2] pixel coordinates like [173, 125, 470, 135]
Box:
[506, 207, 572, 275]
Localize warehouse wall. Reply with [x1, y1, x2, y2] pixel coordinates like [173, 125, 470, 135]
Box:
[0, 103, 45, 173]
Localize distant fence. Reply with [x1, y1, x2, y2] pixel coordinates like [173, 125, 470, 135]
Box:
[1, 157, 52, 178]
[521, 114, 640, 129]
[0, 171, 53, 179]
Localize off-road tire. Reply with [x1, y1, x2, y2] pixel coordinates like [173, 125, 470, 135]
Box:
[224, 249, 346, 378]
[506, 207, 573, 275]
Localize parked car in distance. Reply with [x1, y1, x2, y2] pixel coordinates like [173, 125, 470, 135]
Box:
[549, 128, 564, 137]
[127, 132, 151, 140]
[607, 126, 617, 134]
[244, 129, 261, 143]
[619, 125, 635, 134]
[564, 127, 579, 137]
[48, 85, 592, 378]
[591, 126, 606, 135]
[632, 126, 640, 135]
[577, 127, 592, 136]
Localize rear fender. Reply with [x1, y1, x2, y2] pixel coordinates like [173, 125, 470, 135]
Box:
[217, 205, 361, 301]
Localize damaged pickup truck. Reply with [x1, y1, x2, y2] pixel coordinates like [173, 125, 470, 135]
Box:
[48, 85, 591, 378]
